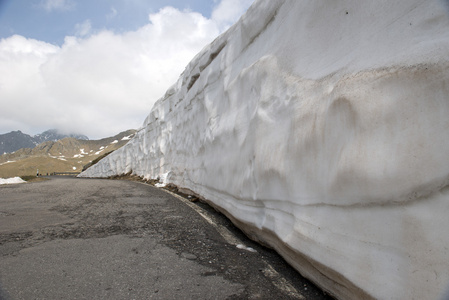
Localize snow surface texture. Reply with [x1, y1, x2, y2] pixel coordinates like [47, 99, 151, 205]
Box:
[80, 0, 449, 299]
[0, 177, 26, 185]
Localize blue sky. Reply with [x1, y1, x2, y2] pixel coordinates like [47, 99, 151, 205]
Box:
[0, 0, 218, 45]
[0, 0, 253, 138]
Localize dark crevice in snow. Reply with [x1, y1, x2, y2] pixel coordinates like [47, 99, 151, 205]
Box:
[187, 42, 227, 92]
[199, 42, 227, 72]
[187, 73, 200, 91]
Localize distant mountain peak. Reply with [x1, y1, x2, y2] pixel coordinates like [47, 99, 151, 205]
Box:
[0, 129, 136, 177]
[33, 129, 89, 144]
[0, 129, 89, 154]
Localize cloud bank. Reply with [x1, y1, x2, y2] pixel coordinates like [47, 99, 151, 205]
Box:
[0, 0, 253, 139]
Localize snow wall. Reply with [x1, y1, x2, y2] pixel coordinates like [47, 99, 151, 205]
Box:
[79, 1, 449, 299]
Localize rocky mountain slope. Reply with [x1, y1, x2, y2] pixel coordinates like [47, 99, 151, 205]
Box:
[0, 129, 88, 154]
[0, 129, 135, 178]
[79, 0, 449, 299]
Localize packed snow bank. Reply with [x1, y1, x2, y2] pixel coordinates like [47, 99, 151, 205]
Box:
[80, 0, 449, 299]
[0, 177, 26, 185]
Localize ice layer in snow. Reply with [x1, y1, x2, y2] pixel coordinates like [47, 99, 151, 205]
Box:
[79, 0, 449, 299]
[0, 177, 26, 185]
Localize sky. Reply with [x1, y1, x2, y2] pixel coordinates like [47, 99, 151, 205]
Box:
[0, 0, 254, 139]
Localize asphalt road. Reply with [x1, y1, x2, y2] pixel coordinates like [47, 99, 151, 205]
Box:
[0, 176, 333, 300]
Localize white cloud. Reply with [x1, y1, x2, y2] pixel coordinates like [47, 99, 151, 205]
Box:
[74, 20, 92, 37]
[0, 0, 254, 139]
[211, 0, 254, 30]
[0, 35, 59, 132]
[40, 0, 75, 12]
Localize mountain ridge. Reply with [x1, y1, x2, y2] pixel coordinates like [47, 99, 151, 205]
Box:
[0, 129, 136, 177]
[0, 129, 89, 154]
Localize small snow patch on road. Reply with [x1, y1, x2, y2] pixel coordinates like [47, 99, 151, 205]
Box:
[0, 177, 26, 185]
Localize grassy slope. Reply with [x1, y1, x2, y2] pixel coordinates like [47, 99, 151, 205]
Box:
[0, 130, 136, 178]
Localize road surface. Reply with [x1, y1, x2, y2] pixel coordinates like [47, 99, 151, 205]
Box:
[0, 176, 333, 299]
